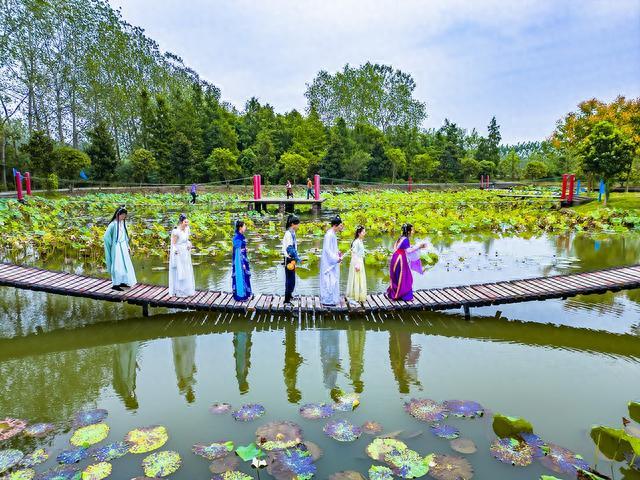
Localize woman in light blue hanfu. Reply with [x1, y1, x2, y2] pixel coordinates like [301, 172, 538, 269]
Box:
[103, 206, 137, 291]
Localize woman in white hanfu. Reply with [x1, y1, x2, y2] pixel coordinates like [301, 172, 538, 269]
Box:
[319, 216, 344, 306]
[168, 213, 196, 297]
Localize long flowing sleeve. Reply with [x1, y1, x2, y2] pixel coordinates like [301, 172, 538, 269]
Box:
[103, 222, 115, 271]
[322, 231, 340, 267]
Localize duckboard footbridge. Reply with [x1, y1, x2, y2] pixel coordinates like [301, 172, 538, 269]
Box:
[0, 262, 639, 319]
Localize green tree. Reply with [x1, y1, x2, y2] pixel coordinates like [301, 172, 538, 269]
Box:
[475, 116, 501, 165]
[169, 132, 194, 183]
[238, 148, 257, 175]
[410, 152, 440, 180]
[206, 147, 242, 181]
[253, 130, 276, 181]
[148, 95, 173, 176]
[138, 89, 154, 149]
[129, 148, 158, 183]
[305, 62, 427, 131]
[343, 150, 370, 180]
[52, 146, 90, 181]
[478, 160, 496, 176]
[460, 156, 481, 182]
[499, 149, 521, 180]
[385, 147, 406, 183]
[579, 121, 634, 202]
[433, 120, 465, 182]
[85, 120, 117, 181]
[366, 140, 390, 180]
[280, 152, 310, 182]
[524, 160, 549, 180]
[320, 131, 345, 178]
[24, 130, 55, 176]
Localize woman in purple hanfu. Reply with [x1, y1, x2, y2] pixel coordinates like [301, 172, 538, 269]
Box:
[387, 223, 427, 301]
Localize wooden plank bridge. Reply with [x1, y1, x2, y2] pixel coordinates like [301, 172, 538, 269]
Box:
[1, 262, 639, 318]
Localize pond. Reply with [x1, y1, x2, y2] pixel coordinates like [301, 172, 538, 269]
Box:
[0, 230, 638, 480]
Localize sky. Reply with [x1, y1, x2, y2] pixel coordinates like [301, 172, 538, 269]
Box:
[108, 0, 640, 144]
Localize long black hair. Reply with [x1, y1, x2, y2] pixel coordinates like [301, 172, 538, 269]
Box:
[352, 225, 365, 247]
[235, 220, 245, 234]
[109, 205, 128, 241]
[330, 215, 342, 227]
[401, 223, 413, 238]
[178, 213, 187, 225]
[286, 215, 300, 229]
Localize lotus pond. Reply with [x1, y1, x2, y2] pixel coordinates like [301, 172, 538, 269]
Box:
[0, 191, 639, 480]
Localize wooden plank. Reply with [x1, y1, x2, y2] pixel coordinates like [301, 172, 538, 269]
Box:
[44, 273, 77, 289]
[420, 289, 444, 305]
[57, 275, 92, 291]
[363, 295, 378, 312]
[594, 270, 637, 285]
[520, 278, 556, 294]
[68, 277, 104, 292]
[493, 281, 528, 297]
[198, 291, 218, 307]
[481, 283, 511, 298]
[413, 290, 437, 305]
[4, 267, 50, 284]
[439, 288, 466, 304]
[508, 280, 542, 296]
[428, 289, 453, 304]
[468, 284, 498, 300]
[189, 290, 208, 305]
[411, 290, 432, 307]
[124, 284, 154, 300]
[15, 270, 62, 287]
[457, 286, 486, 302]
[446, 287, 477, 302]
[247, 294, 262, 311]
[0, 265, 36, 280]
[314, 296, 326, 313]
[547, 275, 592, 292]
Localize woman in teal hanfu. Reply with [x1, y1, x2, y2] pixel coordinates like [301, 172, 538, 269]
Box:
[103, 206, 137, 291]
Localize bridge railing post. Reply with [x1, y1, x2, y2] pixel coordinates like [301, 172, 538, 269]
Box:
[25, 172, 32, 195]
[15, 171, 23, 202]
[561, 174, 568, 200]
[567, 174, 575, 204]
[313, 174, 320, 201]
[408, 176, 412, 192]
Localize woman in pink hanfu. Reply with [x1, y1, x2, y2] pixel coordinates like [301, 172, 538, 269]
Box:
[387, 223, 428, 301]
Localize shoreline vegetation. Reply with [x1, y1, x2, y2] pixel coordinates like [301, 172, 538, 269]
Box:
[1, 190, 638, 266]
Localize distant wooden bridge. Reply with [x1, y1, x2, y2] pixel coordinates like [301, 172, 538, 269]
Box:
[0, 262, 639, 318]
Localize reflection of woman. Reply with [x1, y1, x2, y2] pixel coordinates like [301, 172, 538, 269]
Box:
[284, 325, 304, 403]
[103, 206, 136, 291]
[113, 342, 139, 410]
[231, 220, 252, 301]
[387, 223, 427, 301]
[347, 325, 365, 393]
[389, 331, 421, 394]
[172, 336, 197, 403]
[346, 225, 367, 302]
[169, 214, 195, 297]
[234, 332, 252, 394]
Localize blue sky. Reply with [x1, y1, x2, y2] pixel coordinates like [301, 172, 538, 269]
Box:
[109, 0, 640, 144]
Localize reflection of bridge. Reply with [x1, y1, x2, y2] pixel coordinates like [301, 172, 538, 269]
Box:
[1, 312, 639, 362]
[1, 262, 639, 318]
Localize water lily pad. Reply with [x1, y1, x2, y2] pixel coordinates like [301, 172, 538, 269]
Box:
[449, 438, 477, 455]
[70, 423, 109, 447]
[490, 438, 533, 467]
[519, 433, 547, 458]
[0, 468, 35, 480]
[403, 399, 448, 423]
[0, 419, 27, 441]
[20, 449, 49, 468]
[142, 451, 181, 477]
[366, 438, 407, 461]
[192, 442, 234, 460]
[334, 392, 360, 411]
[361, 422, 383, 435]
[89, 442, 131, 462]
[629, 402, 640, 424]
[492, 414, 533, 438]
[23, 423, 55, 438]
[328, 471, 364, 480]
[430, 424, 459, 440]
[0, 450, 24, 474]
[235, 443, 264, 462]
[302, 442, 323, 462]
[125, 426, 168, 454]
[368, 465, 394, 480]
[56, 447, 89, 465]
[323, 420, 362, 442]
[299, 403, 335, 420]
[211, 472, 252, 480]
[384, 449, 433, 478]
[266, 445, 316, 480]
[34, 465, 80, 480]
[81, 462, 111, 480]
[443, 400, 484, 418]
[428, 454, 473, 480]
[208, 453, 240, 474]
[209, 403, 232, 415]
[231, 404, 265, 422]
[73, 410, 107, 428]
[256, 421, 303, 451]
[539, 443, 590, 476]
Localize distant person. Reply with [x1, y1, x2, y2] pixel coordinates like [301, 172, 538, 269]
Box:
[282, 215, 301, 304]
[306, 178, 313, 199]
[103, 206, 136, 291]
[231, 220, 252, 302]
[346, 225, 367, 302]
[286, 180, 293, 199]
[387, 223, 428, 301]
[169, 213, 195, 297]
[190, 183, 197, 204]
[320, 216, 344, 306]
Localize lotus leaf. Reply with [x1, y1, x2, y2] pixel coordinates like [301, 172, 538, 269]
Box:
[327, 471, 365, 480]
[590, 425, 640, 462]
[23, 423, 55, 437]
[384, 449, 433, 479]
[211, 472, 252, 480]
[209, 453, 240, 474]
[430, 424, 459, 440]
[323, 420, 362, 442]
[89, 442, 131, 462]
[235, 443, 264, 462]
[0, 419, 27, 441]
[361, 422, 383, 435]
[539, 443, 590, 476]
[56, 448, 89, 465]
[299, 403, 335, 420]
[449, 438, 477, 455]
[125, 426, 168, 454]
[70, 423, 109, 447]
[81, 462, 111, 480]
[231, 404, 265, 422]
[489, 438, 533, 466]
[302, 442, 323, 461]
[192, 441, 234, 460]
[73, 410, 107, 428]
[492, 414, 533, 438]
[334, 392, 360, 411]
[20, 449, 49, 467]
[266, 446, 316, 480]
[0, 450, 24, 475]
[519, 433, 548, 458]
[630, 402, 640, 424]
[256, 421, 303, 450]
[442, 400, 484, 418]
[0, 468, 35, 480]
[428, 454, 473, 480]
[142, 451, 181, 477]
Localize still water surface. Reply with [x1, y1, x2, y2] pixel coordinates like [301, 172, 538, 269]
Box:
[0, 232, 638, 479]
